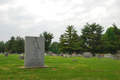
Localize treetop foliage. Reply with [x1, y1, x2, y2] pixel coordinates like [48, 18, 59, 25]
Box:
[0, 23, 120, 54]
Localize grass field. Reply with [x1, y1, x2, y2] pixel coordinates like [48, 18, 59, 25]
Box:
[0, 54, 120, 80]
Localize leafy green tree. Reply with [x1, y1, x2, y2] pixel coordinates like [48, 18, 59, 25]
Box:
[9, 36, 16, 53]
[4, 36, 24, 53]
[59, 25, 79, 54]
[81, 23, 104, 56]
[103, 27, 115, 41]
[102, 27, 115, 53]
[40, 31, 54, 52]
[0, 41, 5, 53]
[5, 40, 10, 52]
[16, 36, 24, 54]
[49, 42, 59, 54]
[103, 23, 120, 54]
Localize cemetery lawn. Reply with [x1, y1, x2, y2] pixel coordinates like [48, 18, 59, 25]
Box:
[0, 55, 120, 80]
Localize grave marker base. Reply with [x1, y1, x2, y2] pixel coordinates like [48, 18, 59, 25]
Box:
[20, 65, 49, 69]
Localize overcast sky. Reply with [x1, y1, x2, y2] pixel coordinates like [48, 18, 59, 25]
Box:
[0, 0, 120, 42]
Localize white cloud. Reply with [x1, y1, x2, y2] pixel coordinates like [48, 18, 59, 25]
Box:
[0, 0, 120, 42]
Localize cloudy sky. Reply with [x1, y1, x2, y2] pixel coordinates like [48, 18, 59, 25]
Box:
[0, 0, 120, 42]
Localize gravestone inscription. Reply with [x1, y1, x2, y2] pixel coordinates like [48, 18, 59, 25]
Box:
[24, 36, 45, 67]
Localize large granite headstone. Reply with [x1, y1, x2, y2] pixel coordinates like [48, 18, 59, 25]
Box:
[83, 52, 92, 58]
[24, 36, 48, 68]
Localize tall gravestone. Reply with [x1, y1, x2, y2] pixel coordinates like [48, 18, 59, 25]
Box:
[24, 36, 48, 68]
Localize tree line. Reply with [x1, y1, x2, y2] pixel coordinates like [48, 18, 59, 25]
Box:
[0, 22, 120, 55]
[59, 23, 120, 55]
[0, 36, 24, 54]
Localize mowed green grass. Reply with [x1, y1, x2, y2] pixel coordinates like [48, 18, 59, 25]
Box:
[0, 54, 120, 80]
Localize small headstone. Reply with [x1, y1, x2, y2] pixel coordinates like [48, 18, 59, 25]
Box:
[83, 52, 92, 58]
[72, 52, 76, 57]
[65, 53, 71, 57]
[47, 51, 52, 55]
[104, 54, 113, 58]
[113, 54, 120, 60]
[57, 54, 61, 56]
[19, 54, 24, 59]
[53, 54, 56, 56]
[56, 54, 59, 56]
[44, 53, 47, 56]
[97, 54, 103, 58]
[78, 54, 81, 57]
[4, 52, 8, 57]
[96, 54, 98, 57]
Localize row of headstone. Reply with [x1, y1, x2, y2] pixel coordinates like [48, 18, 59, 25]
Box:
[44, 53, 87, 57]
[44, 53, 82, 57]
[46, 51, 120, 61]
[45, 52, 58, 56]
[95, 53, 120, 60]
